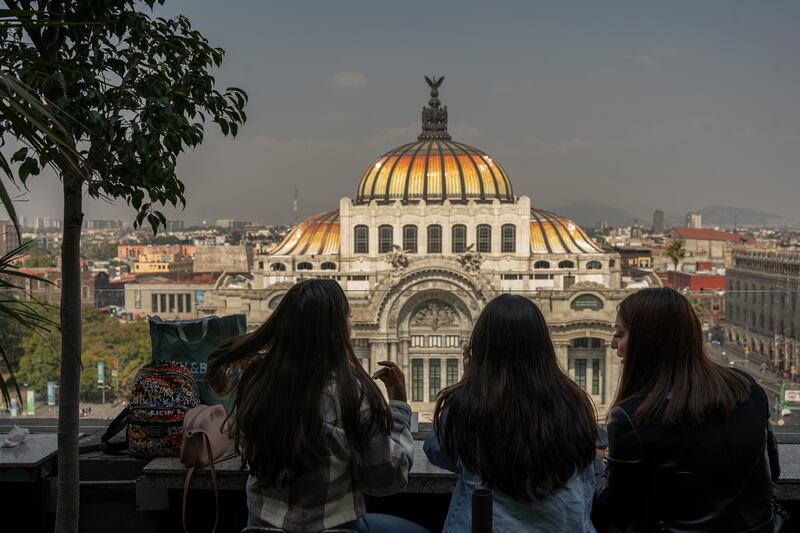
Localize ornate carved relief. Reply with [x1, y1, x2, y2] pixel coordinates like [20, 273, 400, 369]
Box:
[411, 301, 458, 331]
[457, 244, 483, 274]
[570, 281, 606, 291]
[385, 244, 410, 271]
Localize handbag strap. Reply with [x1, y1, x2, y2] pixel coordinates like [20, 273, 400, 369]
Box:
[176, 318, 210, 343]
[182, 432, 220, 533]
[100, 407, 129, 454]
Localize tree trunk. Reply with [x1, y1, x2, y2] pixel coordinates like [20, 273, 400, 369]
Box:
[55, 170, 83, 533]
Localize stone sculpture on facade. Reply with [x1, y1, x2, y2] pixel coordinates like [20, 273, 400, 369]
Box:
[386, 244, 410, 271]
[457, 244, 483, 275]
[411, 300, 458, 331]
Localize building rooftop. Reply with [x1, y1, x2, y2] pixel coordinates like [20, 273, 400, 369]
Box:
[670, 227, 755, 243]
[125, 272, 223, 285]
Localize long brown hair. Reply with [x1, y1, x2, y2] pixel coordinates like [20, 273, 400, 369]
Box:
[434, 294, 597, 501]
[612, 287, 750, 426]
[207, 279, 390, 487]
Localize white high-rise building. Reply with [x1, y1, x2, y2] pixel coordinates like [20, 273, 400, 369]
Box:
[686, 212, 702, 229]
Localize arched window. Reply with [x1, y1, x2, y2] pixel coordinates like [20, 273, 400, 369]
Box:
[451, 224, 467, 253]
[558, 260, 575, 269]
[501, 224, 516, 253]
[320, 262, 337, 270]
[533, 260, 550, 269]
[427, 225, 442, 254]
[586, 260, 602, 270]
[403, 225, 418, 253]
[476, 224, 491, 253]
[354, 225, 369, 254]
[268, 294, 284, 309]
[570, 294, 604, 311]
[378, 225, 394, 253]
[270, 263, 286, 271]
[297, 262, 313, 271]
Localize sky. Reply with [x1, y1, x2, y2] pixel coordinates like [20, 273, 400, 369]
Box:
[5, 0, 800, 225]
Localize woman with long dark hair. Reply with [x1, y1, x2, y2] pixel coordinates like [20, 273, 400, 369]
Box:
[595, 287, 780, 532]
[207, 279, 428, 532]
[424, 294, 599, 532]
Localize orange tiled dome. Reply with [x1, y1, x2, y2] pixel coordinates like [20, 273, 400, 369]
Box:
[269, 210, 340, 255]
[356, 140, 514, 204]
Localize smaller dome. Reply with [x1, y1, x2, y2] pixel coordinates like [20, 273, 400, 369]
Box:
[269, 210, 339, 256]
[529, 209, 602, 254]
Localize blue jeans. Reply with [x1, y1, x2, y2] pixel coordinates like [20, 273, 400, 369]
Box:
[354, 514, 430, 533]
[247, 513, 430, 532]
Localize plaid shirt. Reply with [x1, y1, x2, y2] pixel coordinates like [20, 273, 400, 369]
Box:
[246, 382, 414, 532]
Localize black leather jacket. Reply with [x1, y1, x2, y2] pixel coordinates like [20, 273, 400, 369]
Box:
[595, 373, 779, 532]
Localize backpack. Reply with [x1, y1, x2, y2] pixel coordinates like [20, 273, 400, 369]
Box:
[101, 360, 200, 457]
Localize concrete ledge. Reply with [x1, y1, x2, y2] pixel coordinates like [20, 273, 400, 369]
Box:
[137, 441, 800, 499]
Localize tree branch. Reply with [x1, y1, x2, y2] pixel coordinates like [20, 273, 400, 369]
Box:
[4, 0, 45, 53]
[41, 0, 64, 64]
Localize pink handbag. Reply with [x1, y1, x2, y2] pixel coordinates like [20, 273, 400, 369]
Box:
[181, 404, 229, 466]
[180, 404, 236, 533]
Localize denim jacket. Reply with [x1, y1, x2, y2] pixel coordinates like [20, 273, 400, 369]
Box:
[424, 423, 597, 533]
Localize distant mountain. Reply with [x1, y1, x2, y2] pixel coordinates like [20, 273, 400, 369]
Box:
[548, 203, 642, 228]
[696, 205, 794, 228]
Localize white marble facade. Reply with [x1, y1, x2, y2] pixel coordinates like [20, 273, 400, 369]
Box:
[201, 80, 628, 418]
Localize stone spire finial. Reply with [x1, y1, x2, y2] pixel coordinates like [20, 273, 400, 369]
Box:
[419, 75, 451, 140]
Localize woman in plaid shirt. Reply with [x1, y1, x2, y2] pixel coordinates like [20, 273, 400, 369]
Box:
[208, 279, 429, 532]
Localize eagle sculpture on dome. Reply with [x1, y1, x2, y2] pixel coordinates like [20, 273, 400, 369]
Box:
[425, 75, 445, 97]
[420, 75, 450, 140]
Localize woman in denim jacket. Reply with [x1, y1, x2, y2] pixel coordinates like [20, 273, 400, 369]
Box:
[424, 294, 598, 532]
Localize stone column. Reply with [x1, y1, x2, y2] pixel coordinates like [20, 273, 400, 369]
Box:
[554, 343, 569, 372]
[370, 341, 388, 372]
[400, 340, 410, 373]
[605, 344, 620, 407]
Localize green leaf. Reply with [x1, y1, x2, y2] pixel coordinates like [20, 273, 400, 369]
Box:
[18, 161, 30, 182]
[216, 117, 229, 136]
[0, 344, 22, 408]
[10, 147, 27, 163]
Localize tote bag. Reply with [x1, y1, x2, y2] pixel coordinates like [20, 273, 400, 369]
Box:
[149, 315, 246, 407]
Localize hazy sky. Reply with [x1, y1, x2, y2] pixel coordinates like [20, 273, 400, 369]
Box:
[6, 0, 800, 225]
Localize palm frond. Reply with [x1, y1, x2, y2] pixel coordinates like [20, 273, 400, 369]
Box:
[0, 239, 65, 407]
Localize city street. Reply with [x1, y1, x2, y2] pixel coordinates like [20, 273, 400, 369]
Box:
[705, 341, 800, 434]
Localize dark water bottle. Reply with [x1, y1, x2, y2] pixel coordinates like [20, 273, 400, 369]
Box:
[472, 488, 493, 533]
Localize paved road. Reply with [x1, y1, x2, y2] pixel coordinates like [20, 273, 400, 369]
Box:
[705, 342, 783, 397]
[706, 341, 800, 435]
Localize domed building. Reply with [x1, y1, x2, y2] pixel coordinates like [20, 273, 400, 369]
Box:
[203, 78, 629, 418]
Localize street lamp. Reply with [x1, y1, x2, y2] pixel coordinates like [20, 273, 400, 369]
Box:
[97, 360, 110, 405]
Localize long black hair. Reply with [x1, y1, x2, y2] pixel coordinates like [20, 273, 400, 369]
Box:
[207, 279, 391, 487]
[434, 294, 597, 501]
[612, 287, 750, 426]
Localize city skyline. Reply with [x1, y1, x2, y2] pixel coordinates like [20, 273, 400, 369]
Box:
[3, 0, 799, 226]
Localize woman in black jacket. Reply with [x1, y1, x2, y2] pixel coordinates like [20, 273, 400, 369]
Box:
[595, 287, 780, 532]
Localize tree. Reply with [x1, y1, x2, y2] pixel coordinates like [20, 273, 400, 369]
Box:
[689, 297, 708, 325]
[0, 3, 247, 531]
[666, 239, 685, 286]
[22, 244, 56, 267]
[17, 308, 149, 400]
[81, 240, 118, 262]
